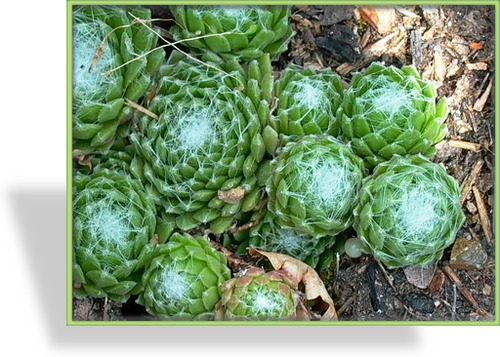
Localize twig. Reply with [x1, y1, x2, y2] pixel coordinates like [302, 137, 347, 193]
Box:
[441, 265, 493, 319]
[473, 78, 493, 111]
[460, 159, 484, 205]
[451, 284, 457, 321]
[448, 140, 482, 152]
[334, 252, 340, 295]
[227, 199, 267, 234]
[472, 186, 493, 244]
[102, 297, 110, 321]
[125, 99, 158, 120]
[210, 241, 252, 272]
[336, 295, 355, 317]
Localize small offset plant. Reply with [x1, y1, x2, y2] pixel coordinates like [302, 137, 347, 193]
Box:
[72, 5, 165, 154]
[229, 211, 338, 270]
[130, 51, 269, 234]
[73, 168, 158, 303]
[353, 155, 466, 268]
[138, 233, 231, 320]
[267, 135, 366, 236]
[169, 5, 294, 62]
[215, 267, 299, 320]
[338, 62, 448, 169]
[272, 65, 344, 139]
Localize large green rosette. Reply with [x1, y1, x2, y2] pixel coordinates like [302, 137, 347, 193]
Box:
[72, 168, 158, 303]
[353, 155, 466, 268]
[267, 135, 366, 236]
[130, 51, 269, 234]
[137, 233, 231, 320]
[72, 5, 165, 153]
[338, 62, 448, 169]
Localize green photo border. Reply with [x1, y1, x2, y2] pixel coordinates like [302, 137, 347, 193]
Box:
[66, 0, 500, 326]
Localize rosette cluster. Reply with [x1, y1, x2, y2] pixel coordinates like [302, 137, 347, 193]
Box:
[71, 5, 468, 322]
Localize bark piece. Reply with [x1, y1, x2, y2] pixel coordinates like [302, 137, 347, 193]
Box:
[449, 237, 488, 270]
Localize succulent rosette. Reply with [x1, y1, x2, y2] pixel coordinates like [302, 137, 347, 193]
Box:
[169, 5, 294, 63]
[72, 168, 158, 303]
[130, 51, 270, 234]
[228, 211, 337, 270]
[272, 65, 344, 139]
[353, 155, 466, 268]
[137, 233, 231, 320]
[267, 135, 366, 236]
[215, 267, 299, 320]
[338, 62, 448, 169]
[72, 5, 165, 154]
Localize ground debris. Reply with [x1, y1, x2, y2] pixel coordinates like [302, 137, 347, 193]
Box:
[449, 237, 488, 270]
[316, 23, 361, 63]
[404, 293, 435, 314]
[441, 265, 493, 320]
[320, 5, 355, 25]
[357, 6, 397, 35]
[472, 187, 493, 244]
[403, 263, 436, 289]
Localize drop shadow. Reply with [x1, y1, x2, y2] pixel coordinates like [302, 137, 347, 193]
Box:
[10, 187, 418, 349]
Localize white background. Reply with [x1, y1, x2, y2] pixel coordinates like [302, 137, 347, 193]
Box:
[1, 1, 497, 355]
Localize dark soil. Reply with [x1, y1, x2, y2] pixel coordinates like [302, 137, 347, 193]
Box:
[72, 5, 496, 322]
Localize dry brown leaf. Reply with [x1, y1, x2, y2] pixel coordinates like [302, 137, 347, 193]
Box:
[248, 248, 338, 320]
[403, 263, 436, 289]
[449, 237, 488, 270]
[72, 149, 93, 171]
[358, 6, 397, 35]
[433, 45, 446, 82]
[218, 187, 245, 204]
[469, 42, 483, 50]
